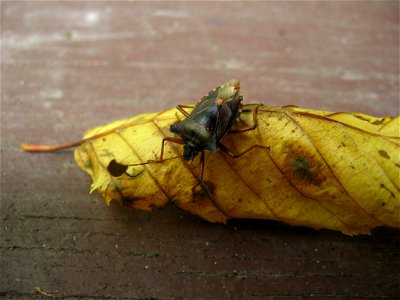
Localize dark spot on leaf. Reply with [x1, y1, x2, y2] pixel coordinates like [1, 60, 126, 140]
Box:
[381, 202, 386, 207]
[191, 180, 229, 214]
[380, 183, 395, 198]
[83, 157, 92, 169]
[378, 150, 390, 159]
[282, 143, 325, 186]
[102, 149, 114, 157]
[291, 156, 316, 183]
[107, 159, 128, 177]
[193, 181, 215, 200]
[341, 142, 346, 147]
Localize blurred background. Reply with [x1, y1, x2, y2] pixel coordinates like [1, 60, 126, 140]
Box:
[2, 1, 399, 299]
[3, 2, 399, 139]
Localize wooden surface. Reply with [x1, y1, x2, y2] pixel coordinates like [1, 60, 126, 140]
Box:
[1, 1, 399, 299]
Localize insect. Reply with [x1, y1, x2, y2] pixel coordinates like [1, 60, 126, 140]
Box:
[110, 79, 263, 188]
[168, 79, 245, 161]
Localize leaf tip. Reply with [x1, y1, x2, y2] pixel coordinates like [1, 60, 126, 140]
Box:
[90, 183, 99, 194]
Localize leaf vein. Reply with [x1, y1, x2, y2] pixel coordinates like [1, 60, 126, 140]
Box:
[342, 126, 400, 193]
[283, 111, 383, 226]
[218, 151, 282, 221]
[114, 130, 171, 202]
[266, 150, 361, 232]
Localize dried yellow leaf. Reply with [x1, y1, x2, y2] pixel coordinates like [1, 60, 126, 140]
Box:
[74, 104, 400, 235]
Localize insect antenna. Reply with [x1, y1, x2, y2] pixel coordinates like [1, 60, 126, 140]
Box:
[107, 155, 183, 177]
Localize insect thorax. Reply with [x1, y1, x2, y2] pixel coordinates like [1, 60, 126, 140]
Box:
[170, 79, 243, 161]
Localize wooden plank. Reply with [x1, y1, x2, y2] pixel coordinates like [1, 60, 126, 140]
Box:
[1, 1, 399, 299]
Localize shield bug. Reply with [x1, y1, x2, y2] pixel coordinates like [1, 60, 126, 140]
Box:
[164, 79, 244, 161]
[114, 79, 263, 183]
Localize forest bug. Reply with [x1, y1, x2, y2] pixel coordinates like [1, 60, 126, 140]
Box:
[114, 79, 262, 184]
[166, 79, 244, 161]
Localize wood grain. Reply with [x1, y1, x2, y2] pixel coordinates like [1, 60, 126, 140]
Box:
[2, 1, 399, 299]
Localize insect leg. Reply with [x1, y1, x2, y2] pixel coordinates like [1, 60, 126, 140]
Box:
[191, 151, 205, 192]
[219, 143, 270, 158]
[176, 104, 195, 117]
[124, 169, 145, 178]
[160, 137, 184, 161]
[189, 153, 229, 217]
[199, 151, 205, 180]
[111, 137, 184, 177]
[229, 104, 261, 134]
[107, 159, 145, 177]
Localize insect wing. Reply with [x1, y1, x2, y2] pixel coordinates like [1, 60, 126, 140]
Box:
[214, 98, 241, 141]
[186, 89, 219, 122]
[182, 90, 220, 139]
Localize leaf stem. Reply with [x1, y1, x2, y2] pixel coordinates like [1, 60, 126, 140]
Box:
[20, 140, 85, 152]
[19, 120, 141, 152]
[20, 129, 117, 152]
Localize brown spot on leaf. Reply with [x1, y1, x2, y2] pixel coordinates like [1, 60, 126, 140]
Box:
[192, 181, 228, 217]
[192, 181, 215, 201]
[283, 143, 325, 186]
[378, 150, 390, 159]
[380, 183, 395, 198]
[83, 157, 93, 169]
[292, 156, 316, 182]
